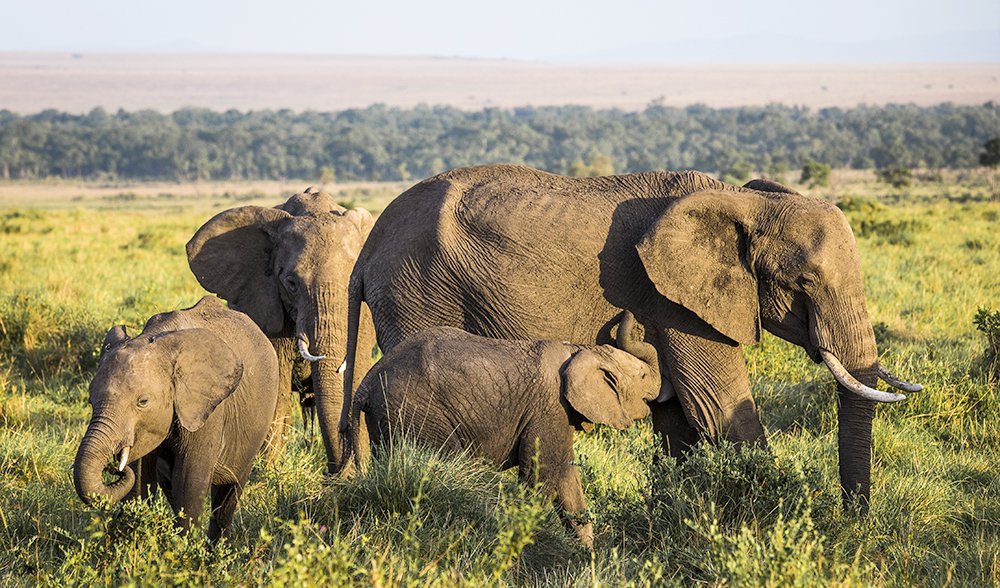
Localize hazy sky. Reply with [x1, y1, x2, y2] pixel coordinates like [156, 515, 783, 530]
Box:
[2, 0, 998, 62]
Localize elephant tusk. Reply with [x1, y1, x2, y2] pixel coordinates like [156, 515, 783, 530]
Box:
[337, 360, 347, 374]
[820, 350, 906, 403]
[877, 364, 923, 393]
[298, 336, 326, 362]
[117, 446, 130, 472]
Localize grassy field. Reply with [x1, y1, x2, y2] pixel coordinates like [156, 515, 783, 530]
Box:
[0, 171, 997, 586]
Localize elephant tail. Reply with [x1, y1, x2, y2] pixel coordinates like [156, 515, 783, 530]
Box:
[338, 272, 364, 458]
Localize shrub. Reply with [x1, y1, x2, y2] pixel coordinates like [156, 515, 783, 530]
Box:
[973, 306, 1000, 380]
[877, 166, 914, 188]
[800, 161, 830, 188]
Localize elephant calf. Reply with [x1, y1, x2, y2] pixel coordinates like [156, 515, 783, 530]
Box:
[346, 312, 659, 547]
[73, 296, 279, 541]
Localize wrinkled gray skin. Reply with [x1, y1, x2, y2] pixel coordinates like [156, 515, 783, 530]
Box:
[341, 164, 920, 509]
[73, 296, 278, 541]
[347, 312, 659, 548]
[187, 188, 375, 474]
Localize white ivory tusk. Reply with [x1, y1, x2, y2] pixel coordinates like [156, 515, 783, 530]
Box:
[820, 350, 907, 403]
[877, 365, 923, 393]
[298, 336, 326, 362]
[337, 360, 347, 374]
[118, 446, 130, 472]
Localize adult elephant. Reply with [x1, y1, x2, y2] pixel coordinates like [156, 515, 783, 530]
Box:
[187, 188, 375, 474]
[340, 165, 920, 508]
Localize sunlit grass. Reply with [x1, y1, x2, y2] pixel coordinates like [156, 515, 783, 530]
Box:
[0, 177, 997, 585]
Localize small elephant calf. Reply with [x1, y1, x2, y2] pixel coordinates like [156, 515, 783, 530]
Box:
[347, 312, 659, 547]
[73, 296, 279, 541]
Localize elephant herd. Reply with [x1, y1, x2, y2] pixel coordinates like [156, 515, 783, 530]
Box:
[73, 164, 922, 547]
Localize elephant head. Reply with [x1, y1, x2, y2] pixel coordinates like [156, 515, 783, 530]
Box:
[185, 188, 374, 472]
[562, 311, 662, 429]
[74, 325, 243, 506]
[636, 186, 920, 506]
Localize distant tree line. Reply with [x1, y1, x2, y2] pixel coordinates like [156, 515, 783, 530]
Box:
[0, 102, 997, 182]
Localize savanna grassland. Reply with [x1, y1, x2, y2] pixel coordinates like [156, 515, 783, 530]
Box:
[0, 171, 997, 586]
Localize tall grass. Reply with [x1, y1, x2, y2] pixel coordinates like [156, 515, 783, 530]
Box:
[1, 177, 998, 585]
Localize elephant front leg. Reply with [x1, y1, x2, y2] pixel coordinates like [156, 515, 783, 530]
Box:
[208, 483, 241, 542]
[170, 452, 215, 535]
[657, 323, 766, 448]
[518, 428, 593, 549]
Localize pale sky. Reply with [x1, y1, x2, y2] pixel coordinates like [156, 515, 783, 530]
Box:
[2, 0, 998, 63]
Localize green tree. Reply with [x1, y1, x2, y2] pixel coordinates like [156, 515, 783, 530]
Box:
[800, 160, 831, 188]
[980, 137, 1000, 167]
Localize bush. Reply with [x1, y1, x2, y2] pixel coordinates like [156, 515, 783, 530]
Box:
[877, 166, 914, 188]
[973, 306, 1000, 380]
[800, 161, 831, 188]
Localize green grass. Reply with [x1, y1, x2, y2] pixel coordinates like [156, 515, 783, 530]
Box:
[0, 176, 998, 586]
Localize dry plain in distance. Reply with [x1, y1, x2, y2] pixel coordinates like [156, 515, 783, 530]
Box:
[1, 53, 998, 113]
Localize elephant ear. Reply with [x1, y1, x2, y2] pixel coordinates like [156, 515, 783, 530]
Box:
[561, 348, 650, 430]
[100, 325, 130, 359]
[343, 208, 375, 241]
[154, 328, 245, 433]
[743, 178, 799, 195]
[186, 206, 292, 336]
[636, 190, 761, 346]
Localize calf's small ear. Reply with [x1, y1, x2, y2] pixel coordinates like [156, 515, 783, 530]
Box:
[101, 325, 130, 358]
[562, 349, 639, 430]
[154, 328, 244, 432]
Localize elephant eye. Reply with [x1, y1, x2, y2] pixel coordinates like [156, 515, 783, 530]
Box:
[137, 397, 149, 409]
[285, 277, 298, 293]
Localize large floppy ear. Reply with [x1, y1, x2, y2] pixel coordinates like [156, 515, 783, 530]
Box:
[343, 208, 374, 241]
[562, 348, 649, 429]
[154, 328, 244, 433]
[636, 190, 761, 346]
[186, 206, 292, 336]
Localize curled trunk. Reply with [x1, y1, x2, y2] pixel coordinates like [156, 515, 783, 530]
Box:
[74, 419, 134, 506]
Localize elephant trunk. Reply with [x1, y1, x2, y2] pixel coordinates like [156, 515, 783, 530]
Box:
[813, 302, 880, 511]
[299, 283, 348, 475]
[617, 311, 661, 378]
[73, 413, 135, 506]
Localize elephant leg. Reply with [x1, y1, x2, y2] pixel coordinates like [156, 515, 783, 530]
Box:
[518, 427, 592, 548]
[650, 398, 701, 459]
[208, 482, 242, 542]
[171, 452, 214, 534]
[262, 337, 296, 464]
[658, 323, 766, 446]
[125, 453, 159, 501]
[550, 462, 594, 549]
